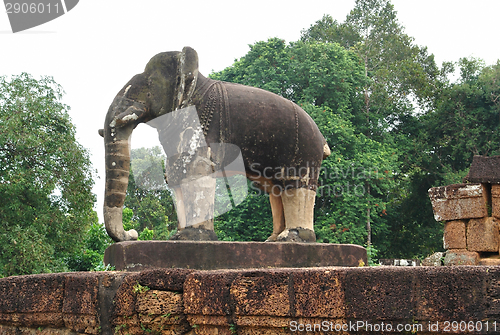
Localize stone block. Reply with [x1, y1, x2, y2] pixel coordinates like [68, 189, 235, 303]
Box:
[429, 183, 489, 221]
[0, 274, 65, 327]
[62, 273, 99, 334]
[344, 267, 415, 320]
[467, 217, 499, 252]
[136, 290, 184, 316]
[137, 268, 194, 291]
[415, 266, 487, 320]
[464, 155, 500, 183]
[479, 257, 500, 266]
[493, 184, 500, 219]
[293, 269, 346, 318]
[231, 270, 291, 317]
[183, 270, 239, 316]
[112, 273, 140, 317]
[443, 220, 466, 249]
[444, 250, 479, 266]
[421, 252, 444, 266]
[136, 290, 190, 334]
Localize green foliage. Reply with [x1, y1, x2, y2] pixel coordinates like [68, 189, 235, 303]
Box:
[306, 104, 399, 246]
[133, 281, 150, 294]
[66, 221, 114, 272]
[1, 225, 67, 276]
[139, 227, 155, 240]
[301, 0, 438, 138]
[124, 147, 177, 240]
[366, 244, 380, 266]
[0, 73, 95, 277]
[215, 185, 273, 241]
[211, 38, 365, 117]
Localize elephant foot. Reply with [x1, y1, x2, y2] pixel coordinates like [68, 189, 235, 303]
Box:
[276, 228, 316, 243]
[265, 233, 279, 242]
[170, 227, 218, 241]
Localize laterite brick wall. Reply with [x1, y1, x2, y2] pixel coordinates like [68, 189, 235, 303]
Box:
[1, 266, 500, 334]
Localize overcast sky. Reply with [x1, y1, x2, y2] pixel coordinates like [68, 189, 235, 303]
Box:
[1, 0, 499, 221]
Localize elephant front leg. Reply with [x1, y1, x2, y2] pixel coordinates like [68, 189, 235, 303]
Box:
[278, 188, 317, 242]
[169, 148, 218, 241]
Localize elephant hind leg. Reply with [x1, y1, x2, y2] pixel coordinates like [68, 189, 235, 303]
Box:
[277, 187, 317, 242]
[247, 174, 286, 242]
[265, 192, 286, 242]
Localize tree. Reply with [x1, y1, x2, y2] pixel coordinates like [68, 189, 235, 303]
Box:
[306, 104, 399, 247]
[302, 0, 440, 251]
[302, 1, 438, 137]
[375, 58, 500, 258]
[0, 73, 95, 276]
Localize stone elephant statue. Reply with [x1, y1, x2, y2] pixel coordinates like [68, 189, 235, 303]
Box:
[100, 47, 330, 243]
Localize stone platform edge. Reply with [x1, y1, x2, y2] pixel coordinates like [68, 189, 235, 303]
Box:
[1, 266, 500, 334]
[104, 241, 367, 271]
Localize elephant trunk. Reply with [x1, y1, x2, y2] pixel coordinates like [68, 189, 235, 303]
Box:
[102, 95, 147, 242]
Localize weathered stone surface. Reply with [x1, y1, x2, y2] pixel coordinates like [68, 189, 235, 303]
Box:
[97, 272, 128, 335]
[493, 184, 500, 219]
[422, 252, 444, 266]
[183, 270, 239, 317]
[0, 325, 80, 334]
[112, 270, 193, 335]
[428, 183, 489, 221]
[62, 273, 99, 334]
[104, 241, 367, 271]
[0, 273, 65, 327]
[415, 266, 487, 320]
[344, 267, 416, 320]
[467, 217, 499, 252]
[464, 155, 500, 184]
[479, 256, 500, 266]
[136, 290, 190, 334]
[444, 249, 480, 265]
[112, 273, 140, 317]
[443, 220, 467, 250]
[231, 270, 291, 317]
[137, 268, 194, 292]
[293, 269, 346, 318]
[2, 266, 500, 334]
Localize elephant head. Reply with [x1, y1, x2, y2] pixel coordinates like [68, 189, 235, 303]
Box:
[100, 47, 199, 242]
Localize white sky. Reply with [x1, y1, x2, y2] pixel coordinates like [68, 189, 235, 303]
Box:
[1, 0, 499, 222]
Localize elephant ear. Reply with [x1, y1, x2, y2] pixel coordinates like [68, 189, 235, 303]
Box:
[174, 46, 199, 110]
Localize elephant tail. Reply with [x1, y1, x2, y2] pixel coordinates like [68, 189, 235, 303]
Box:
[322, 138, 331, 160]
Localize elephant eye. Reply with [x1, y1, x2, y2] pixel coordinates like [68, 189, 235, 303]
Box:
[147, 92, 152, 98]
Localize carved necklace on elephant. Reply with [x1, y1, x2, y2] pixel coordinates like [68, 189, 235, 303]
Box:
[199, 81, 230, 143]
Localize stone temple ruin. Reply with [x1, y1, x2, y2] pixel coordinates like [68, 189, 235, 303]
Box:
[429, 155, 500, 265]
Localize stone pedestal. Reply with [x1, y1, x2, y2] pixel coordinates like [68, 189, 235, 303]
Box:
[104, 241, 367, 271]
